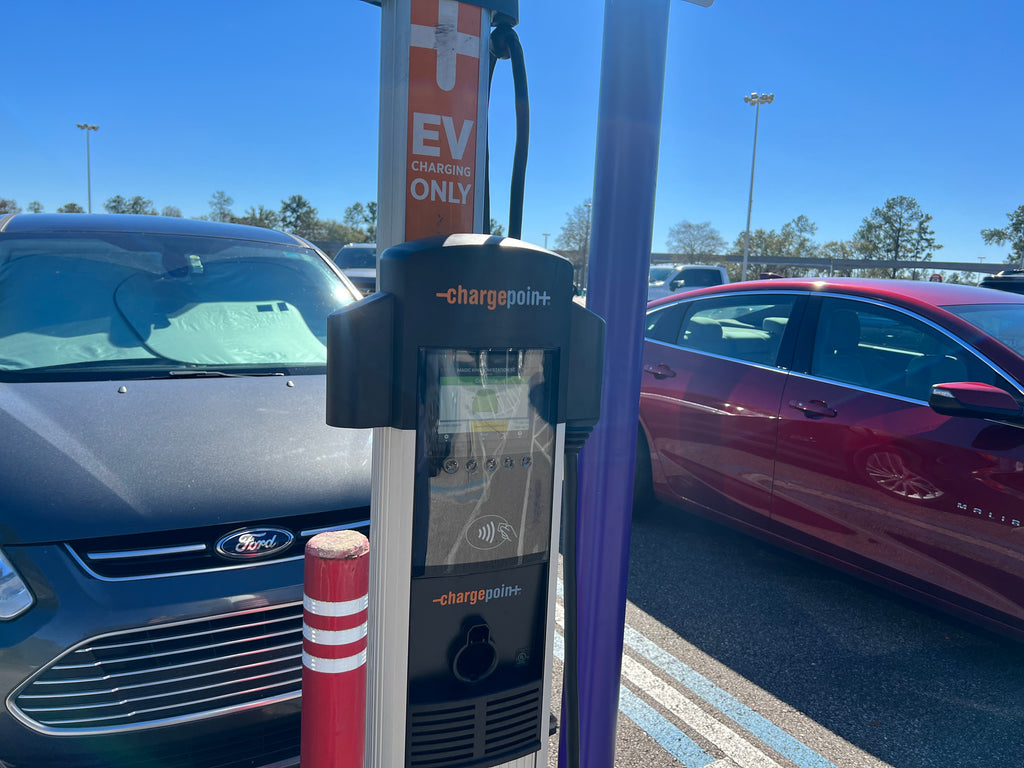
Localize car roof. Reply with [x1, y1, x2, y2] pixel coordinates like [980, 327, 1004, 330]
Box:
[652, 263, 723, 270]
[0, 213, 312, 247]
[647, 276, 1024, 310]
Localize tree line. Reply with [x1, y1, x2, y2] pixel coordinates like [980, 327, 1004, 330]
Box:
[555, 197, 1024, 282]
[0, 193, 512, 247]
[7, 190, 1022, 280]
[0, 192, 379, 244]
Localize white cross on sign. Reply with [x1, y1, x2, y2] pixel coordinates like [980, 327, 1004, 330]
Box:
[410, 0, 480, 92]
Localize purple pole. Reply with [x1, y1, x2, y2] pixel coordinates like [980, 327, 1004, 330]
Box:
[559, 0, 671, 766]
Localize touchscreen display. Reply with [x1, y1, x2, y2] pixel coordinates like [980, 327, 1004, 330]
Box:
[438, 371, 532, 436]
[413, 348, 557, 576]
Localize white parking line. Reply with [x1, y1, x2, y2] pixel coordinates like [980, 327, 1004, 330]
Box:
[617, 685, 718, 768]
[553, 630, 716, 768]
[619, 652, 784, 768]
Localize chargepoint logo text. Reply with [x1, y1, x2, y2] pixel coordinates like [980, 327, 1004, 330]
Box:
[436, 285, 552, 311]
[432, 583, 523, 607]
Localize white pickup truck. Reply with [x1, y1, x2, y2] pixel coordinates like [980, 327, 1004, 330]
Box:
[647, 263, 729, 301]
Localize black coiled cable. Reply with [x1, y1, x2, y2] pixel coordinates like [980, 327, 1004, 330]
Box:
[486, 23, 529, 239]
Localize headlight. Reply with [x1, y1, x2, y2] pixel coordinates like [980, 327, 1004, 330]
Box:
[0, 549, 34, 620]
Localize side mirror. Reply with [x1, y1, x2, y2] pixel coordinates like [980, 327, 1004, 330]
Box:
[929, 382, 1024, 421]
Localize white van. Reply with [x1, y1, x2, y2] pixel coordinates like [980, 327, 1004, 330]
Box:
[333, 242, 377, 296]
[648, 263, 729, 301]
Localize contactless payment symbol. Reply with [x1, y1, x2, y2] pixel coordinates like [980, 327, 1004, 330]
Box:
[469, 515, 518, 550]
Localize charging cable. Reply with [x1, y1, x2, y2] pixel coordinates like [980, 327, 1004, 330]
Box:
[486, 22, 529, 239]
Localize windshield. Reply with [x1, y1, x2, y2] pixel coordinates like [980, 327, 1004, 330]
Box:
[677, 268, 723, 287]
[944, 302, 1024, 358]
[0, 232, 358, 381]
[649, 266, 674, 284]
[334, 247, 377, 269]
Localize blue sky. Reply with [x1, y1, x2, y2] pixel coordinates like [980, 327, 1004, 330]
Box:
[3, 1, 1022, 265]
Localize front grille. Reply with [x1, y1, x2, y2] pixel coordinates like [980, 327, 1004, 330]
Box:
[407, 685, 542, 768]
[66, 509, 370, 580]
[12, 602, 303, 735]
[5, 716, 301, 768]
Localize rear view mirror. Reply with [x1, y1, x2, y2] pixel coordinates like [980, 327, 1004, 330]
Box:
[929, 382, 1024, 421]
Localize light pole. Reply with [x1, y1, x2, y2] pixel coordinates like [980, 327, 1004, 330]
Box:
[76, 123, 99, 213]
[542, 232, 550, 249]
[740, 93, 773, 281]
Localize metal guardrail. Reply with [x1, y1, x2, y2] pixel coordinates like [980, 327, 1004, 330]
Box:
[649, 252, 1013, 275]
[312, 243, 1015, 277]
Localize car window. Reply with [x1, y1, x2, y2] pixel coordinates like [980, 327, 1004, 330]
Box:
[811, 297, 1010, 400]
[334, 246, 377, 268]
[943, 302, 1024, 358]
[669, 268, 723, 290]
[649, 266, 675, 284]
[673, 293, 798, 366]
[0, 233, 358, 379]
[645, 302, 687, 343]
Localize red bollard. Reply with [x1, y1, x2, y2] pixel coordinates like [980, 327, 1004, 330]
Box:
[300, 529, 370, 768]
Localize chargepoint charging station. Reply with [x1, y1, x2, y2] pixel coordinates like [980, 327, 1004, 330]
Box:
[326, 235, 603, 767]
[326, 0, 610, 764]
[328, 0, 714, 763]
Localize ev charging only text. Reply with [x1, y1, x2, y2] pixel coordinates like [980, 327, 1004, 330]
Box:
[432, 583, 523, 607]
[411, 113, 474, 205]
[436, 285, 552, 310]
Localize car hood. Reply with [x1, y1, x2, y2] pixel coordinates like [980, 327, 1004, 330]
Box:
[0, 376, 373, 544]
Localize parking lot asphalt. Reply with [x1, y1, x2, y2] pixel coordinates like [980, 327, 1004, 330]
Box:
[545, 502, 1024, 768]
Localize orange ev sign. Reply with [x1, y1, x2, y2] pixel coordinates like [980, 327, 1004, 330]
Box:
[406, 0, 483, 239]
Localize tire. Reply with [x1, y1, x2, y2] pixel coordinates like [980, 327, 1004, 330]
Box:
[633, 427, 655, 516]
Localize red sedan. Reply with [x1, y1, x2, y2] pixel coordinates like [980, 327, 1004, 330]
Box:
[636, 277, 1024, 640]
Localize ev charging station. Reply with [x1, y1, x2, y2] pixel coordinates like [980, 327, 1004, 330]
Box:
[327, 2, 605, 767]
[324, 0, 711, 764]
[327, 236, 602, 767]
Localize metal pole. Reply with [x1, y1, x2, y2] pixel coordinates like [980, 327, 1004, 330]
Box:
[76, 123, 98, 213]
[740, 102, 760, 282]
[740, 92, 772, 282]
[86, 130, 92, 213]
[564, 0, 670, 765]
[365, 2, 495, 766]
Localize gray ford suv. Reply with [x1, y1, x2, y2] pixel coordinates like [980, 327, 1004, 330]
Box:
[0, 214, 371, 767]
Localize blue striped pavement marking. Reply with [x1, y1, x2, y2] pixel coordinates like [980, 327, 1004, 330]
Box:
[553, 630, 716, 768]
[622, 627, 837, 768]
[557, 578, 838, 768]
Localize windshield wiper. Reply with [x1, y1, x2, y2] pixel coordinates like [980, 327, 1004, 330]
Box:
[1, 359, 300, 382]
[167, 370, 286, 378]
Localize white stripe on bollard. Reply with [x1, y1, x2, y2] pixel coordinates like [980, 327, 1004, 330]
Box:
[303, 593, 369, 617]
[303, 623, 369, 646]
[302, 649, 368, 674]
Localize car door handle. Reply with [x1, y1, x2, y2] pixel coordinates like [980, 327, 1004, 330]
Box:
[788, 399, 837, 418]
[643, 363, 676, 379]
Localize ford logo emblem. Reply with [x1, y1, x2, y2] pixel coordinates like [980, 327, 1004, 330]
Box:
[216, 527, 295, 560]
